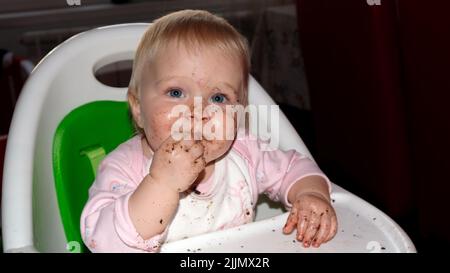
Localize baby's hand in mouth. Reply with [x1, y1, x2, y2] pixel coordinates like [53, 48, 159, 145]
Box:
[149, 135, 206, 193]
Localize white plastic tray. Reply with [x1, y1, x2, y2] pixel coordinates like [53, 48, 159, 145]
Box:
[161, 185, 416, 253]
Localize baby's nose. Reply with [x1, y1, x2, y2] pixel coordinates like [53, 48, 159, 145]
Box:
[189, 96, 210, 121]
[189, 112, 209, 122]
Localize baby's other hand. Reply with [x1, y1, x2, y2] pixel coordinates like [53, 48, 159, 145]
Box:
[283, 192, 338, 248]
[149, 136, 205, 193]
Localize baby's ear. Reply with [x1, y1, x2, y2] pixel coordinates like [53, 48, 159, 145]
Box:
[127, 88, 144, 129]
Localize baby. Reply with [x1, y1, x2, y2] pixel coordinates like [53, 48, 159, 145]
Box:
[80, 10, 337, 253]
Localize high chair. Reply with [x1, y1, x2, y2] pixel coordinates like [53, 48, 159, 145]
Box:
[1, 24, 416, 253]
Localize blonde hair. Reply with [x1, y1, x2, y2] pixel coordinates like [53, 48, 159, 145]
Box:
[128, 10, 251, 134]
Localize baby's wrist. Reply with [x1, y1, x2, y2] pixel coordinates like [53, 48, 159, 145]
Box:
[146, 174, 181, 197]
[295, 191, 330, 204]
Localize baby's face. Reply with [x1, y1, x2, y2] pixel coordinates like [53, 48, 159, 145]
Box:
[131, 42, 244, 163]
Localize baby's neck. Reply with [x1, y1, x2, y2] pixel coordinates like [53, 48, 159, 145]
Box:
[141, 136, 154, 158]
[140, 136, 215, 186]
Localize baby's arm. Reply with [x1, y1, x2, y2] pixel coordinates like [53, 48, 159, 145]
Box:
[233, 134, 336, 248]
[129, 136, 206, 240]
[80, 136, 205, 252]
[80, 153, 160, 253]
[286, 175, 331, 203]
[128, 175, 179, 239]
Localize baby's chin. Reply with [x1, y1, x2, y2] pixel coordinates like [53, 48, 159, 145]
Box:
[201, 139, 233, 163]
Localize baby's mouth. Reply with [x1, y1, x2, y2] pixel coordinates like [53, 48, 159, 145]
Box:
[192, 130, 215, 143]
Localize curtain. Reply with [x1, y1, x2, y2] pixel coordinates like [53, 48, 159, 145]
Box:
[295, 0, 450, 250]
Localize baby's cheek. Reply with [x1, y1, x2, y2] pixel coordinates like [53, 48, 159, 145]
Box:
[204, 106, 237, 140]
[145, 110, 176, 146]
[223, 105, 240, 136]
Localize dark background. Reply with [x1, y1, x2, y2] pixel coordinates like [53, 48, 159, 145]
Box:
[295, 0, 450, 252]
[1, 0, 449, 252]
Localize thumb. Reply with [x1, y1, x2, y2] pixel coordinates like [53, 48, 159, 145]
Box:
[283, 207, 298, 234]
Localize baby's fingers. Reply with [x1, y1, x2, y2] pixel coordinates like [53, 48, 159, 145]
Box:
[178, 138, 195, 150]
[312, 214, 331, 247]
[325, 214, 338, 243]
[283, 207, 298, 234]
[302, 212, 321, 247]
[296, 209, 311, 242]
[189, 141, 204, 159]
[192, 154, 206, 171]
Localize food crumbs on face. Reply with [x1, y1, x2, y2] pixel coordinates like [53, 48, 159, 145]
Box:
[159, 219, 163, 224]
[320, 212, 324, 216]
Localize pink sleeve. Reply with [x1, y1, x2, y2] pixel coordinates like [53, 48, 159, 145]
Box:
[80, 152, 168, 253]
[233, 133, 333, 209]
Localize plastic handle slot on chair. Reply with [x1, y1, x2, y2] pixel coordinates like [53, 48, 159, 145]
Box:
[80, 145, 106, 176]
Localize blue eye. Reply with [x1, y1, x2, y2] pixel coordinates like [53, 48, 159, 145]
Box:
[210, 93, 227, 104]
[168, 88, 184, 98]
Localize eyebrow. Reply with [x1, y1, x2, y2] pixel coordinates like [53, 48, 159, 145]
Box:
[155, 76, 238, 94]
[220, 82, 238, 95]
[154, 76, 180, 86]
